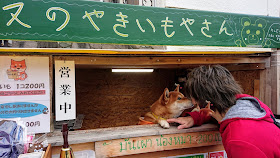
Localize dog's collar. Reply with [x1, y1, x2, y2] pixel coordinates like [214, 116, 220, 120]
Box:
[138, 117, 155, 125]
[152, 112, 166, 120]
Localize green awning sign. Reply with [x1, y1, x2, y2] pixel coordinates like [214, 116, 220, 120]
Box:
[1, 0, 280, 48]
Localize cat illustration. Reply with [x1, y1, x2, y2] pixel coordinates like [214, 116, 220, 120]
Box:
[10, 59, 28, 81]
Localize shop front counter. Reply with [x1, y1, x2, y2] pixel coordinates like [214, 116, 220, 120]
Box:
[48, 123, 224, 158]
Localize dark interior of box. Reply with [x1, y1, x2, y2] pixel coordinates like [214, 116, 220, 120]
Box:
[74, 66, 259, 130]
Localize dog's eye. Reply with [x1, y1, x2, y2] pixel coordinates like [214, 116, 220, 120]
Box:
[177, 97, 181, 100]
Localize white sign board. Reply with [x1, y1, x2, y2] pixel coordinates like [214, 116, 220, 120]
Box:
[55, 60, 76, 121]
[0, 56, 50, 133]
[165, 153, 208, 158]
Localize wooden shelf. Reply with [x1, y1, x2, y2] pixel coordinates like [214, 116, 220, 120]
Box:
[47, 123, 218, 146]
[0, 47, 274, 55]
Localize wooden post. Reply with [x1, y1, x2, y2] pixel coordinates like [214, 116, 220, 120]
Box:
[271, 50, 280, 114]
[254, 79, 260, 98]
[260, 50, 280, 114]
[49, 55, 54, 132]
[259, 56, 272, 109]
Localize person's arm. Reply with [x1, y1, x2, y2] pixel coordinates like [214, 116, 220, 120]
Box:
[182, 110, 212, 126]
[167, 111, 212, 129]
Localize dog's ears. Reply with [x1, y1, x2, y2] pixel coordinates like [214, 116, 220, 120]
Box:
[174, 84, 180, 92]
[162, 88, 169, 105]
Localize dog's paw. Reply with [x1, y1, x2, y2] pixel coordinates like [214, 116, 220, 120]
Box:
[159, 120, 170, 129]
[191, 107, 200, 112]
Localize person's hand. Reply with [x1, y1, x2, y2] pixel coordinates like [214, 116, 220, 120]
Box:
[167, 116, 194, 129]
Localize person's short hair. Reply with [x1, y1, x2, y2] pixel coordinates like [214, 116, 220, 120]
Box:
[185, 65, 243, 114]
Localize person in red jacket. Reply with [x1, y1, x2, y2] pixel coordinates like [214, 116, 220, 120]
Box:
[167, 65, 280, 158]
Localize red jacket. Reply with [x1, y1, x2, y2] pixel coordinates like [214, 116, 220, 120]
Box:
[183, 94, 280, 158]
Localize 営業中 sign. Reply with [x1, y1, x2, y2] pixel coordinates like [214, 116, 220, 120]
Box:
[55, 60, 76, 121]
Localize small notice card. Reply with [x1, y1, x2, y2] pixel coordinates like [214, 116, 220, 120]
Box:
[55, 60, 76, 121]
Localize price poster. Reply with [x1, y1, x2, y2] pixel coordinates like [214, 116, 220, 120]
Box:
[0, 56, 50, 133]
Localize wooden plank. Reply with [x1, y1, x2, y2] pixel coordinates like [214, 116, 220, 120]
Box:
[119, 144, 225, 158]
[166, 46, 274, 53]
[265, 69, 272, 109]
[76, 63, 266, 70]
[260, 68, 272, 109]
[49, 55, 54, 132]
[259, 70, 266, 105]
[0, 47, 274, 55]
[95, 131, 222, 158]
[270, 51, 280, 114]
[53, 56, 269, 67]
[225, 63, 265, 71]
[254, 79, 260, 99]
[47, 124, 219, 146]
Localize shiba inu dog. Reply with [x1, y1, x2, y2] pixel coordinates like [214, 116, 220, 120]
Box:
[139, 85, 194, 128]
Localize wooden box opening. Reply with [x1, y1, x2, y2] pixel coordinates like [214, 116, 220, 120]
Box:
[76, 68, 184, 130]
[74, 66, 260, 130]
